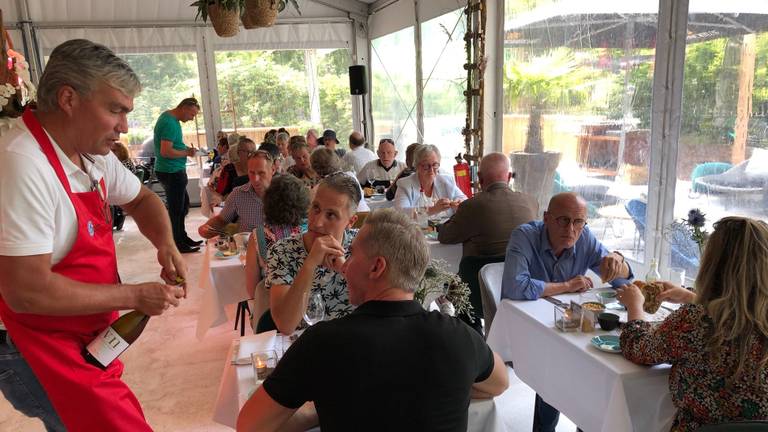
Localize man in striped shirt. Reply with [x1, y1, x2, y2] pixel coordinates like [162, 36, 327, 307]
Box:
[198, 151, 275, 238]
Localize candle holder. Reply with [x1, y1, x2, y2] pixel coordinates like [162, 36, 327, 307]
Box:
[251, 350, 277, 382]
[554, 302, 580, 332]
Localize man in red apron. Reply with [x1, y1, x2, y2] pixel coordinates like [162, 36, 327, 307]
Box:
[0, 39, 187, 431]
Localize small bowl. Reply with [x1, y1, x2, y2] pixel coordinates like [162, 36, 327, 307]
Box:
[598, 312, 620, 331]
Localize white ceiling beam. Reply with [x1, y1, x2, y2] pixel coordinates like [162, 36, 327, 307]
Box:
[369, 0, 400, 14]
[309, 0, 369, 18]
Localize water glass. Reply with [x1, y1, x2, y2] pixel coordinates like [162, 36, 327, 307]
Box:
[668, 267, 686, 287]
[303, 292, 326, 326]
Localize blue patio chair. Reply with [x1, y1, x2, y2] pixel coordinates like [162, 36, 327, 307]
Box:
[624, 199, 700, 275]
[691, 162, 732, 194]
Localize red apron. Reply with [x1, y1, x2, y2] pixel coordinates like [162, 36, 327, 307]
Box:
[0, 109, 152, 431]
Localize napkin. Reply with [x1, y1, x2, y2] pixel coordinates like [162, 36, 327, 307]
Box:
[233, 330, 278, 365]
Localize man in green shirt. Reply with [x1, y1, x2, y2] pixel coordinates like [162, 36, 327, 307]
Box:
[153, 98, 201, 253]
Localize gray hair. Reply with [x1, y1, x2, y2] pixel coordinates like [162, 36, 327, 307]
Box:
[276, 132, 290, 143]
[289, 135, 308, 152]
[318, 173, 361, 215]
[310, 146, 342, 176]
[228, 143, 240, 163]
[37, 39, 141, 112]
[413, 144, 441, 168]
[362, 209, 429, 292]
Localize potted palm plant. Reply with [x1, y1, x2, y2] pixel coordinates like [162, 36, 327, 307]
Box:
[505, 49, 592, 213]
[192, 0, 242, 37]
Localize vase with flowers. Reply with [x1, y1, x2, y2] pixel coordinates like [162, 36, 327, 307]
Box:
[663, 208, 708, 280]
[414, 259, 473, 321]
[0, 24, 36, 136]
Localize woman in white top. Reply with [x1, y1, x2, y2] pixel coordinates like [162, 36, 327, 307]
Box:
[394, 144, 466, 216]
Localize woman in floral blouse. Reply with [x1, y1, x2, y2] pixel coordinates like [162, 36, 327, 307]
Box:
[616, 216, 768, 431]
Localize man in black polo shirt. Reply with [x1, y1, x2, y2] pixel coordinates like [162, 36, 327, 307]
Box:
[237, 208, 508, 432]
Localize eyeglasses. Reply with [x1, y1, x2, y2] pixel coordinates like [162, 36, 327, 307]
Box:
[379, 138, 394, 145]
[553, 216, 587, 229]
[246, 150, 274, 162]
[419, 162, 440, 171]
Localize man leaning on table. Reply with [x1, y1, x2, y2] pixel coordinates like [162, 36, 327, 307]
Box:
[237, 209, 509, 432]
[501, 192, 632, 432]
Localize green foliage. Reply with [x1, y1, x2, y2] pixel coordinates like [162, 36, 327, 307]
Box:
[504, 48, 594, 112]
[191, 0, 242, 22]
[215, 49, 351, 135]
[123, 53, 199, 137]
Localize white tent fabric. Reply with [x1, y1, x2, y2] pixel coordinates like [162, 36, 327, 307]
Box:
[369, 0, 468, 40]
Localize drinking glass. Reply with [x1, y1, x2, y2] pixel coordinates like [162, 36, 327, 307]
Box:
[303, 292, 326, 326]
[668, 267, 686, 287]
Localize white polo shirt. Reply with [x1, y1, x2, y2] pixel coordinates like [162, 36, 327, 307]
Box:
[0, 118, 141, 264]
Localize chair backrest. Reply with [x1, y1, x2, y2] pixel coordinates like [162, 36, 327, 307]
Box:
[696, 420, 768, 432]
[479, 262, 505, 338]
[458, 255, 505, 328]
[691, 162, 732, 193]
[624, 199, 647, 238]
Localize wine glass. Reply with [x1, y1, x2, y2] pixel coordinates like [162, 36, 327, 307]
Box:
[303, 292, 326, 326]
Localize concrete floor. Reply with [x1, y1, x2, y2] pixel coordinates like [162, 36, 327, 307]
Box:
[0, 207, 576, 432]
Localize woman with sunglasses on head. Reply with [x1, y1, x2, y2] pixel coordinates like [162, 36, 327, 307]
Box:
[616, 216, 768, 432]
[393, 144, 466, 217]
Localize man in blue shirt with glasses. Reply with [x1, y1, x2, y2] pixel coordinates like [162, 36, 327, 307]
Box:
[502, 192, 632, 432]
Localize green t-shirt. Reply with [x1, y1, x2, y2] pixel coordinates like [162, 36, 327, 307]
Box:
[153, 111, 187, 173]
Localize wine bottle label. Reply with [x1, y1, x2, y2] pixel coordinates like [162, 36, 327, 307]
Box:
[85, 327, 129, 367]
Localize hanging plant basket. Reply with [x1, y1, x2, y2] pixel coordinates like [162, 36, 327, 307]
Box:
[242, 0, 279, 29]
[208, 3, 241, 37]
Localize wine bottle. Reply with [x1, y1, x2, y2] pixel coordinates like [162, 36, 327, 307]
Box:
[83, 310, 149, 369]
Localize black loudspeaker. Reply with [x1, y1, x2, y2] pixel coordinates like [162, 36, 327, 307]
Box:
[349, 65, 368, 95]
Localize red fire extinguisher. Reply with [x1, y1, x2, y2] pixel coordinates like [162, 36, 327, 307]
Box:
[453, 153, 473, 198]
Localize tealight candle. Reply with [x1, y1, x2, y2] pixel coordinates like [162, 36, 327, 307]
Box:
[255, 358, 267, 380]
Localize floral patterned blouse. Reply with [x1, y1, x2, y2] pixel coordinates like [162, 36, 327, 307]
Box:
[621, 304, 768, 431]
[264, 229, 357, 320]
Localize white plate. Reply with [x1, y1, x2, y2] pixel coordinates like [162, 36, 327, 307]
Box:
[214, 250, 239, 260]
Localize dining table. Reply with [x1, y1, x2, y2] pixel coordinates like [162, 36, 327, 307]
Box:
[486, 291, 676, 432]
[196, 239, 249, 340]
[213, 331, 510, 431]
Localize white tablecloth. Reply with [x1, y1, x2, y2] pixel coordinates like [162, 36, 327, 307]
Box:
[213, 332, 507, 431]
[364, 196, 394, 211]
[486, 296, 676, 432]
[200, 178, 223, 218]
[196, 240, 248, 340]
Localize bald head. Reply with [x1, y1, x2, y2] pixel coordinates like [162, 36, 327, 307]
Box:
[544, 192, 589, 255]
[349, 132, 365, 149]
[547, 192, 587, 213]
[479, 152, 511, 188]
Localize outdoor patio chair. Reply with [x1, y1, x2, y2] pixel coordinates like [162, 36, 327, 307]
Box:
[478, 262, 505, 338]
[624, 199, 700, 275]
[690, 162, 732, 194]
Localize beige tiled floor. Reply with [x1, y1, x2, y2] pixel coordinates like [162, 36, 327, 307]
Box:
[0, 207, 576, 432]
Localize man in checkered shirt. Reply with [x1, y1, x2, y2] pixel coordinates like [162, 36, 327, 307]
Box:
[198, 151, 275, 237]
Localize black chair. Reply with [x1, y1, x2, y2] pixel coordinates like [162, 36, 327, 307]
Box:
[234, 300, 252, 337]
[457, 255, 506, 334]
[255, 309, 278, 334]
[697, 421, 768, 431]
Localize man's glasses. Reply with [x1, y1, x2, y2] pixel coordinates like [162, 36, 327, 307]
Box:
[246, 150, 274, 162]
[419, 162, 440, 171]
[379, 138, 394, 145]
[553, 216, 587, 229]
